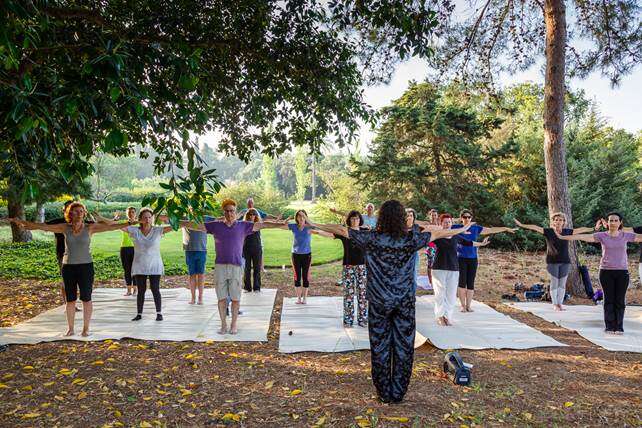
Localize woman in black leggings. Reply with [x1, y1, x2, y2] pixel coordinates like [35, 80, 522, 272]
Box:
[558, 212, 642, 334]
[124, 208, 173, 321]
[243, 209, 263, 292]
[11, 202, 127, 336]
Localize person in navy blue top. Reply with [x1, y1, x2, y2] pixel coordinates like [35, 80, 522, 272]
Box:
[310, 200, 474, 403]
[452, 209, 516, 313]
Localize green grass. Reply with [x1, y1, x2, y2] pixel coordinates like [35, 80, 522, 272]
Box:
[0, 226, 342, 280]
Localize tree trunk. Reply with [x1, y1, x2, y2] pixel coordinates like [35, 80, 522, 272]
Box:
[543, 0, 582, 296]
[36, 202, 45, 223]
[7, 193, 32, 243]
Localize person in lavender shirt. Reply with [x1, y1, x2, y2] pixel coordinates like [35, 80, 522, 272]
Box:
[557, 212, 642, 335]
[184, 199, 285, 335]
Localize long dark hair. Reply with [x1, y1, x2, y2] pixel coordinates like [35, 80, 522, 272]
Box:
[376, 200, 407, 238]
[345, 210, 364, 227]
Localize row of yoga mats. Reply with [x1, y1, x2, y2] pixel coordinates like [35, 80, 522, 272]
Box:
[1, 288, 640, 353]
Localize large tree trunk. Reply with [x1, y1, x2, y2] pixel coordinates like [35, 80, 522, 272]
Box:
[543, 0, 582, 296]
[7, 193, 32, 243]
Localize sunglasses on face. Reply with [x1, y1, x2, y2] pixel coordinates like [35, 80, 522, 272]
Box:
[462, 215, 472, 219]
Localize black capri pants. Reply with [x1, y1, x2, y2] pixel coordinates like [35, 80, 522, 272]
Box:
[292, 253, 312, 288]
[61, 263, 95, 302]
[458, 257, 478, 290]
[599, 269, 629, 332]
[134, 275, 162, 314]
[120, 247, 135, 286]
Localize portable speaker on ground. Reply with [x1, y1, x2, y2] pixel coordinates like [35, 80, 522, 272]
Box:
[442, 351, 472, 386]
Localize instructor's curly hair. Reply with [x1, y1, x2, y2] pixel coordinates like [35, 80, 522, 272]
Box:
[376, 200, 407, 239]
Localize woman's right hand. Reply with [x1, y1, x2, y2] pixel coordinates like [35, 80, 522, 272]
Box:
[514, 219, 523, 227]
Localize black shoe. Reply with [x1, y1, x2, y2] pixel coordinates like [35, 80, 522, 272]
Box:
[132, 315, 142, 321]
[156, 314, 163, 321]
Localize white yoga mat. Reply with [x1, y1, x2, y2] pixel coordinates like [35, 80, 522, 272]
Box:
[415, 295, 566, 350]
[507, 302, 642, 353]
[278, 296, 427, 353]
[0, 287, 276, 345]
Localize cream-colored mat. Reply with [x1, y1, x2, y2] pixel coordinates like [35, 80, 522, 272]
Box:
[415, 295, 566, 350]
[278, 296, 427, 353]
[507, 302, 642, 353]
[0, 288, 276, 345]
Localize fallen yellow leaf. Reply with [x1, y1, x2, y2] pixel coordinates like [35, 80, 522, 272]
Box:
[264, 381, 274, 390]
[92, 360, 105, 366]
[564, 401, 574, 408]
[522, 412, 533, 420]
[21, 413, 40, 419]
[222, 413, 241, 422]
[22, 365, 34, 371]
[139, 422, 152, 428]
[290, 389, 302, 396]
[0, 383, 9, 389]
[77, 391, 87, 399]
[382, 416, 409, 422]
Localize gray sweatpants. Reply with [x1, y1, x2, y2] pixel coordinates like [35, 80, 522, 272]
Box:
[547, 263, 570, 305]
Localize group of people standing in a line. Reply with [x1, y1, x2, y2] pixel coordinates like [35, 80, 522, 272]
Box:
[6, 198, 642, 404]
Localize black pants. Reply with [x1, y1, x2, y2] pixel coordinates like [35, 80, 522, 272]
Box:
[368, 296, 416, 403]
[120, 247, 135, 286]
[134, 275, 162, 314]
[292, 253, 311, 288]
[61, 263, 94, 302]
[458, 257, 478, 290]
[243, 247, 262, 291]
[599, 270, 629, 332]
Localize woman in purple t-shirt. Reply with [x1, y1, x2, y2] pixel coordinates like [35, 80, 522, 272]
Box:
[558, 212, 642, 334]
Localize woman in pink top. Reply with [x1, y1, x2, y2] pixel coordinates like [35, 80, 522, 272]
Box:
[558, 212, 642, 334]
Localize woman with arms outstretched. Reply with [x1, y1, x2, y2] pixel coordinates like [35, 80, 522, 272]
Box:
[554, 212, 642, 334]
[10, 202, 130, 336]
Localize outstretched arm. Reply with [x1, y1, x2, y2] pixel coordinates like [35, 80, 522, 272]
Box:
[9, 219, 66, 233]
[253, 220, 288, 232]
[514, 219, 544, 235]
[556, 232, 596, 243]
[89, 221, 134, 234]
[429, 222, 475, 242]
[179, 220, 207, 232]
[480, 226, 517, 236]
[415, 220, 442, 232]
[91, 211, 119, 225]
[329, 207, 347, 218]
[306, 221, 349, 238]
[311, 229, 334, 238]
[473, 237, 491, 247]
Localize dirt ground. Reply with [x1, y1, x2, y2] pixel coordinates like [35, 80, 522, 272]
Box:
[0, 250, 640, 427]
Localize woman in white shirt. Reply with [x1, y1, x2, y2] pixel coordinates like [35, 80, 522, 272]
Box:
[125, 208, 173, 321]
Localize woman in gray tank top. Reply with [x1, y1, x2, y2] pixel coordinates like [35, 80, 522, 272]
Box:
[11, 202, 130, 337]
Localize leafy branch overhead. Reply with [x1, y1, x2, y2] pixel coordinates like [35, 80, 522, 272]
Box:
[1, 0, 441, 226]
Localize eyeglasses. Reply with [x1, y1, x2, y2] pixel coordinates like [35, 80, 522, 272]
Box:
[224, 209, 236, 213]
[462, 215, 472, 219]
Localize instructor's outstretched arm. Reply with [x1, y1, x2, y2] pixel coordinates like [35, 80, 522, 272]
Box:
[306, 221, 349, 238]
[8, 219, 66, 233]
[514, 219, 544, 235]
[429, 222, 475, 242]
[480, 226, 517, 236]
[555, 232, 596, 243]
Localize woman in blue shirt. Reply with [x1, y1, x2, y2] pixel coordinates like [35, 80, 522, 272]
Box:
[277, 210, 332, 304]
[453, 209, 516, 313]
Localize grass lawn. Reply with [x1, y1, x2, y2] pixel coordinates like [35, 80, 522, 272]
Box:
[0, 226, 341, 280]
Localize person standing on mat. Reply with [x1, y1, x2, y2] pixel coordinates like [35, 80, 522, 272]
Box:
[405, 208, 422, 285]
[243, 208, 263, 292]
[556, 212, 642, 334]
[182, 213, 216, 305]
[308, 210, 369, 327]
[11, 202, 128, 336]
[45, 200, 77, 306]
[127, 208, 174, 321]
[183, 199, 285, 334]
[309, 200, 471, 403]
[430, 213, 488, 326]
[274, 210, 332, 304]
[454, 209, 516, 313]
[113, 207, 138, 296]
[425, 208, 440, 286]
[515, 214, 596, 311]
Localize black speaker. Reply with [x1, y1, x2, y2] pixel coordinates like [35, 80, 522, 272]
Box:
[442, 351, 472, 386]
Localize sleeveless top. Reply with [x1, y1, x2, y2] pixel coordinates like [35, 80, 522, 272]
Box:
[63, 225, 93, 265]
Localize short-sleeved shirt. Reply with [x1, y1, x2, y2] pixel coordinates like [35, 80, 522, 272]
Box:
[634, 226, 642, 262]
[121, 230, 134, 248]
[349, 228, 431, 306]
[593, 231, 637, 270]
[128, 226, 165, 275]
[183, 215, 214, 252]
[452, 224, 483, 259]
[205, 221, 254, 266]
[288, 223, 312, 254]
[542, 228, 573, 264]
[362, 215, 377, 229]
[335, 229, 367, 266]
[432, 235, 464, 271]
[238, 208, 268, 219]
